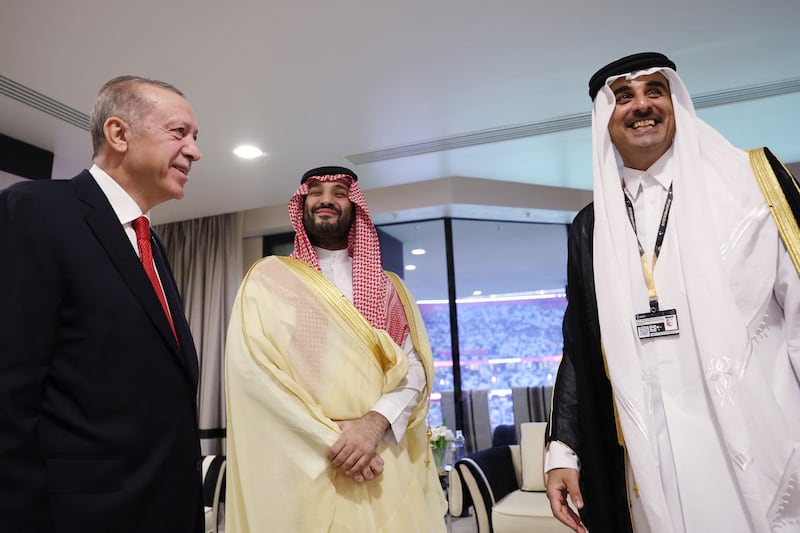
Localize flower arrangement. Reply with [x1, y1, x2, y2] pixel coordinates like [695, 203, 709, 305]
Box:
[429, 424, 455, 469]
[430, 425, 455, 450]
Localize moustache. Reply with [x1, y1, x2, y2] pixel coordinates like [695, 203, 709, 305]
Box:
[626, 109, 661, 125]
[312, 204, 342, 215]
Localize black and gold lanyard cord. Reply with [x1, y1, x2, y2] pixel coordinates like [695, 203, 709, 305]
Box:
[623, 182, 674, 313]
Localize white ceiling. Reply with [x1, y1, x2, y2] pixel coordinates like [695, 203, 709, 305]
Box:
[1, 0, 799, 229]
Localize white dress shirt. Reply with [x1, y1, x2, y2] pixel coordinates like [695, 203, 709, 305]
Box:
[89, 163, 148, 253]
[89, 164, 171, 310]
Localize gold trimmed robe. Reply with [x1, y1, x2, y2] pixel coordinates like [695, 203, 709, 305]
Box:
[224, 256, 446, 532]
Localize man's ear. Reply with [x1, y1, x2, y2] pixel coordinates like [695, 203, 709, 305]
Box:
[103, 116, 130, 154]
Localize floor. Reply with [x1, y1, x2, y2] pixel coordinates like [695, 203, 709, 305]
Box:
[212, 507, 480, 532]
[451, 514, 479, 533]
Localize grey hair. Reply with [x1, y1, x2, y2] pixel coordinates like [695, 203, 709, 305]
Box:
[90, 76, 184, 156]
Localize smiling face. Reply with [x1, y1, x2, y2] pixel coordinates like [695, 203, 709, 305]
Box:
[302, 179, 354, 250]
[123, 84, 201, 210]
[607, 72, 675, 170]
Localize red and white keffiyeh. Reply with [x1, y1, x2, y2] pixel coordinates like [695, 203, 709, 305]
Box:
[288, 174, 409, 346]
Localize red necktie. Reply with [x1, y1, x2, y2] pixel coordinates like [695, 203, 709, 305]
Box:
[132, 216, 178, 343]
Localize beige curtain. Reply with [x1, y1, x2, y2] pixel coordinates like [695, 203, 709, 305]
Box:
[156, 212, 244, 454]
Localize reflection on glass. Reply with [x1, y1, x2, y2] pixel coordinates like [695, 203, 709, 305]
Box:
[452, 220, 568, 432]
[378, 218, 569, 436]
[378, 221, 451, 427]
[454, 293, 565, 429]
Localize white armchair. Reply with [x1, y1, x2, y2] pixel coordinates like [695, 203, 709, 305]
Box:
[450, 422, 569, 533]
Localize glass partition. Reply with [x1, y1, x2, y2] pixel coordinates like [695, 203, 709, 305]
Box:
[378, 220, 451, 427]
[379, 218, 568, 435]
[451, 219, 567, 432]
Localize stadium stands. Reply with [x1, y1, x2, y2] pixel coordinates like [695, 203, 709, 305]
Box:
[422, 293, 566, 433]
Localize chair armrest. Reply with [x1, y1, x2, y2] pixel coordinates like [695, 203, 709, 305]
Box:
[201, 455, 227, 507]
[447, 465, 471, 517]
[455, 445, 519, 533]
[201, 455, 226, 533]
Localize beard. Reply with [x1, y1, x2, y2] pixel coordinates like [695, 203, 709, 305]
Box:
[302, 204, 354, 249]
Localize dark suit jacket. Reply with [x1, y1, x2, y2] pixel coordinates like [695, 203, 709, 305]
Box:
[0, 170, 203, 532]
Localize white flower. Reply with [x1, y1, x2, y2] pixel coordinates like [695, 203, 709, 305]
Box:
[430, 425, 455, 449]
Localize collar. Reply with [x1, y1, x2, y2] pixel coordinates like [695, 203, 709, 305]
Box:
[313, 246, 350, 264]
[89, 164, 148, 225]
[622, 146, 674, 200]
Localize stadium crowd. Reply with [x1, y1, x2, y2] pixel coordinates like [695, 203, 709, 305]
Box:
[420, 294, 566, 428]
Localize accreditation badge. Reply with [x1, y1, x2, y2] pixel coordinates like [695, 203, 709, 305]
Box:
[635, 308, 679, 339]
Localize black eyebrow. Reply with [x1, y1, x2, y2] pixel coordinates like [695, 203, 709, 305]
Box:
[645, 80, 669, 91]
[613, 79, 669, 96]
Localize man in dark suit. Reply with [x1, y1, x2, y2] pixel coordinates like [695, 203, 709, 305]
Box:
[0, 76, 204, 531]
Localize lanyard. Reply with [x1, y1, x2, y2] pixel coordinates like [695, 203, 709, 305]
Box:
[623, 182, 673, 312]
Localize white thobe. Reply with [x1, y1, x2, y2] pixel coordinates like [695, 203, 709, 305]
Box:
[546, 151, 800, 532]
[620, 159, 749, 532]
[586, 67, 800, 533]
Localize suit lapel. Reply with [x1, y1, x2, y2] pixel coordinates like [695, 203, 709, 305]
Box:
[151, 233, 199, 390]
[71, 171, 196, 387]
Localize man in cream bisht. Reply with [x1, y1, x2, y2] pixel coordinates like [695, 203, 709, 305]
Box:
[225, 166, 447, 532]
[545, 52, 800, 533]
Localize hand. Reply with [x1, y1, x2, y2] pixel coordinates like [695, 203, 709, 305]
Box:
[328, 411, 389, 482]
[545, 467, 586, 532]
[352, 454, 385, 484]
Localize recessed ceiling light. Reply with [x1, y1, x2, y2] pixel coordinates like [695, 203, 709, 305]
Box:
[411, 248, 426, 255]
[233, 145, 264, 159]
[405, 264, 417, 271]
[472, 290, 482, 296]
